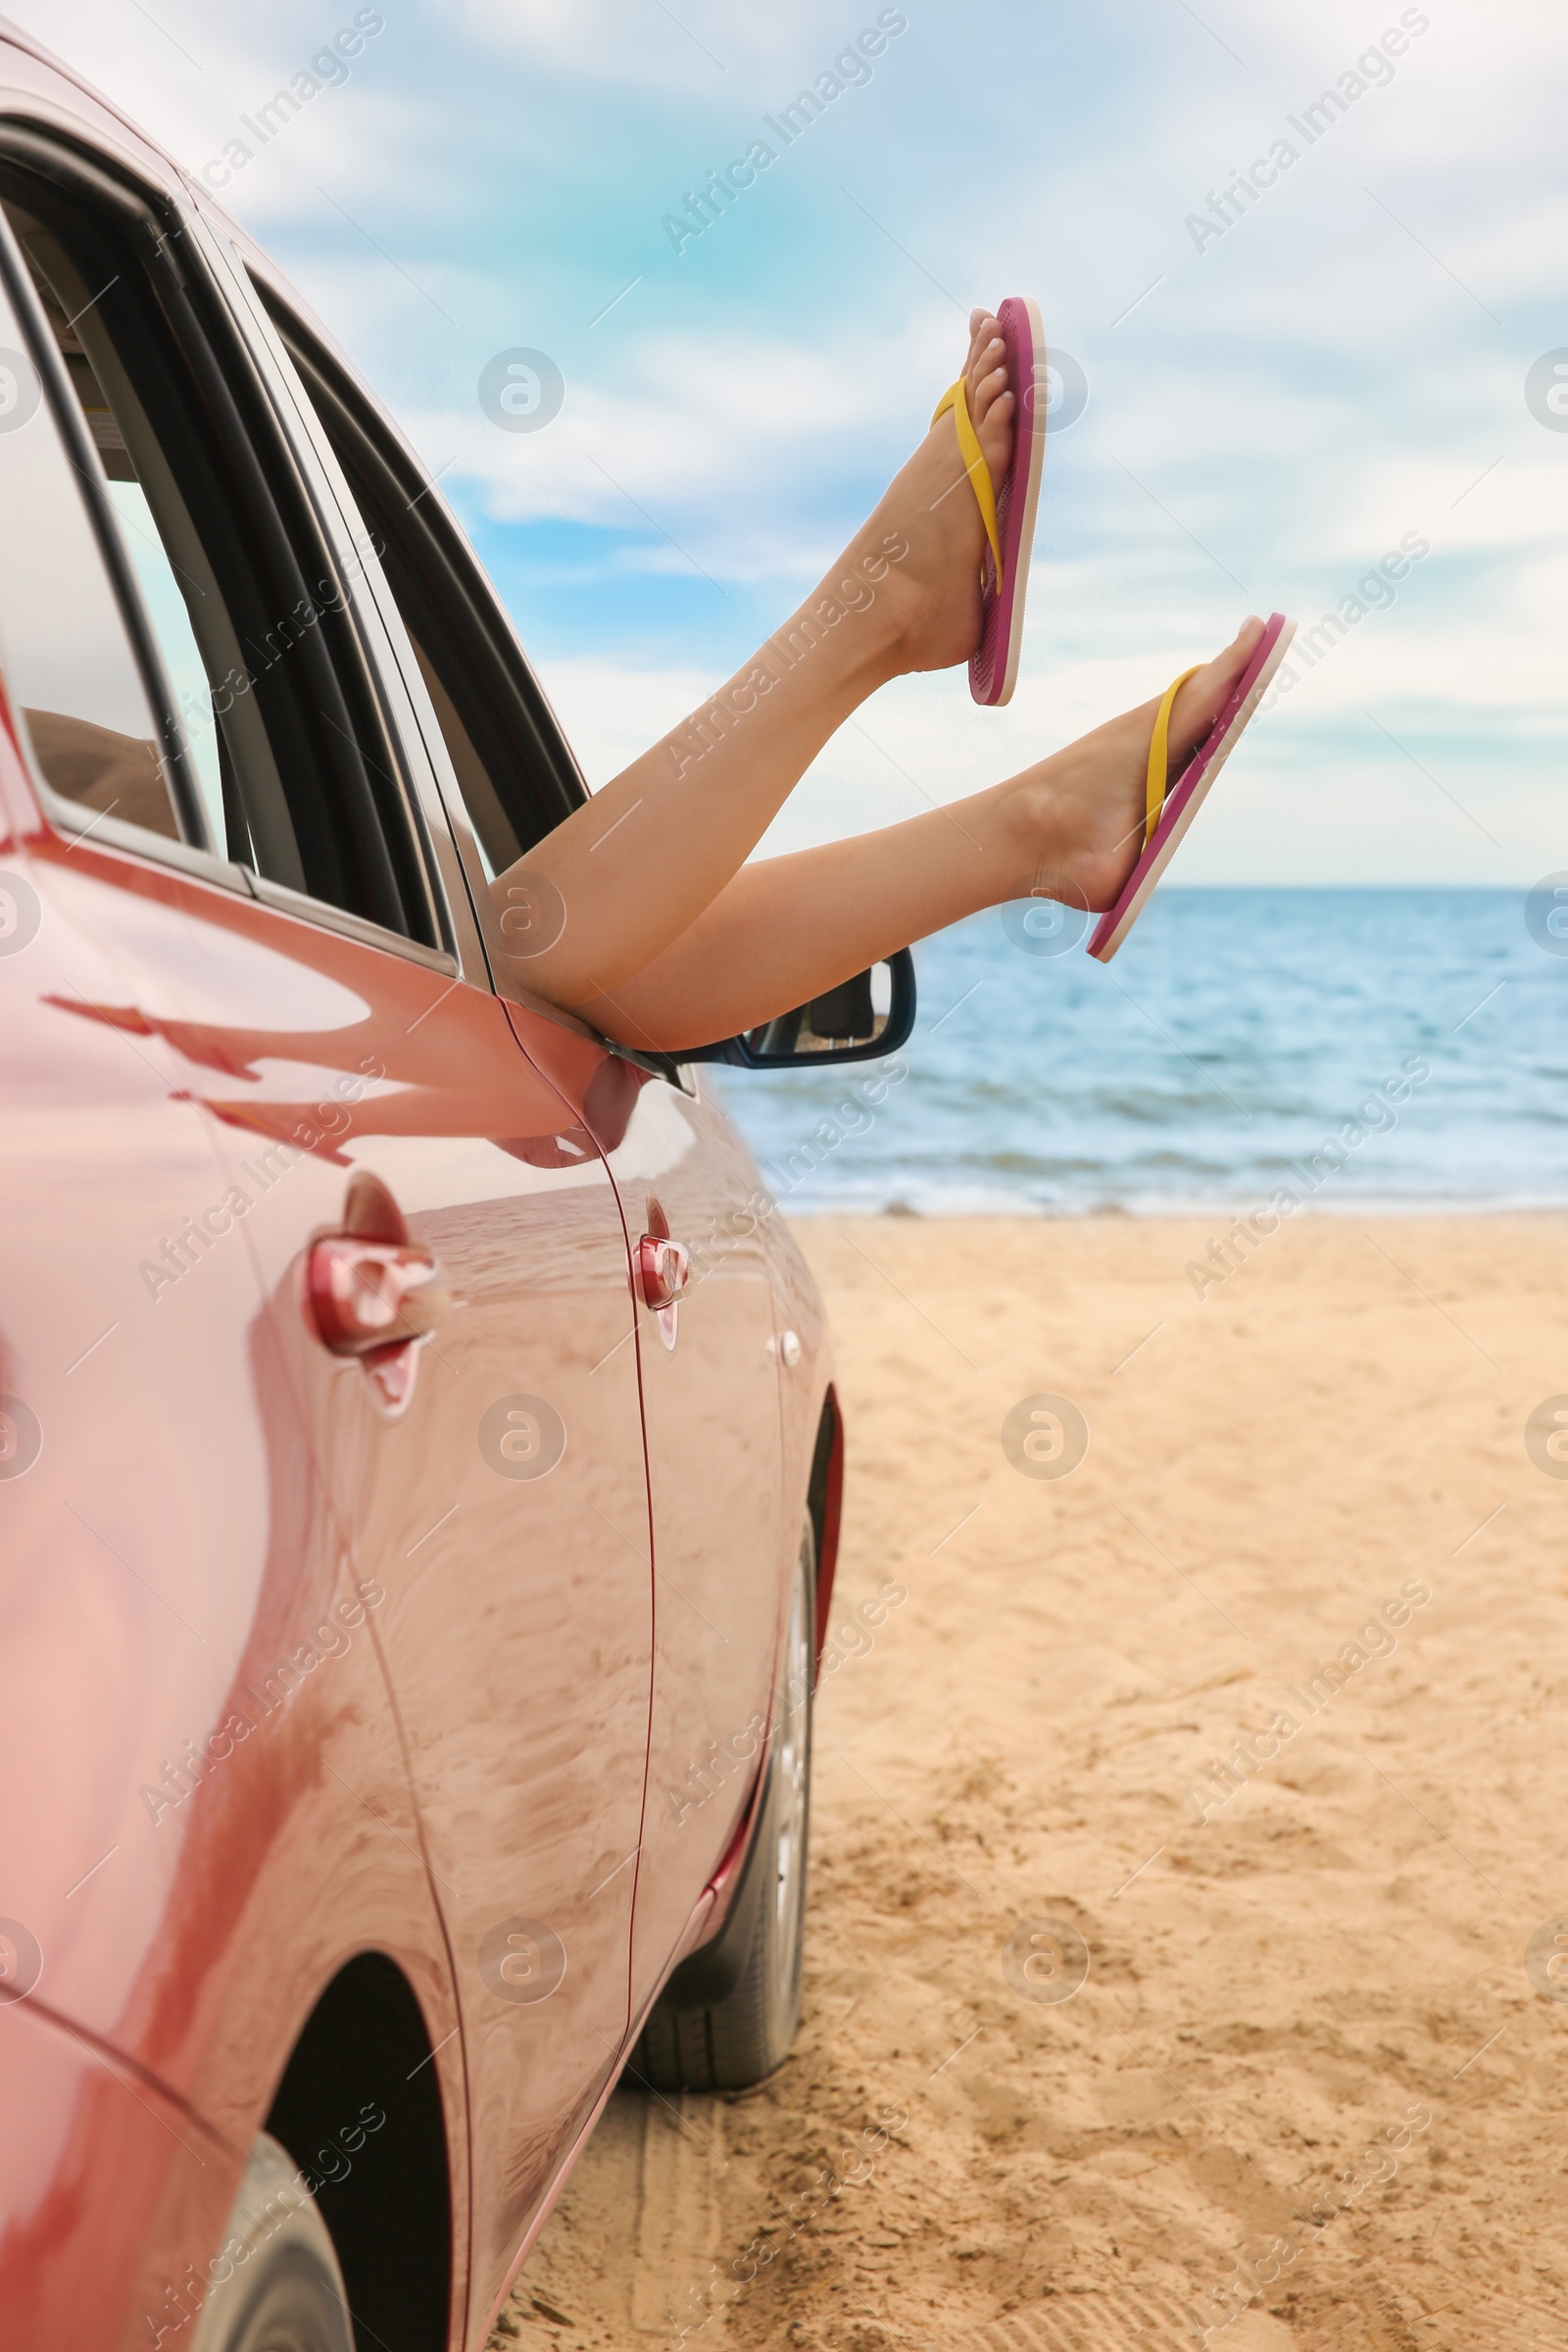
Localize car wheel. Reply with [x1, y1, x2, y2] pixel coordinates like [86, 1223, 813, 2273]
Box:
[191, 2132, 354, 2352]
[635, 1518, 815, 2091]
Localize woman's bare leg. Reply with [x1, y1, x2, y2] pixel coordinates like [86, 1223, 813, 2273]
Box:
[495, 310, 1017, 1007]
[580, 619, 1266, 1052]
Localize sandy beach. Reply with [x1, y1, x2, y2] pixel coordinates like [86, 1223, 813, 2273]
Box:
[495, 1212, 1568, 2352]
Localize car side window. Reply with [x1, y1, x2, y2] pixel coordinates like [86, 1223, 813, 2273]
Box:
[0, 256, 182, 843]
[0, 141, 440, 950]
[254, 291, 586, 880]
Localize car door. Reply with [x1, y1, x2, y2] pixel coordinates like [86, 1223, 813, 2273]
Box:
[140, 867, 656, 2292]
[0, 147, 656, 2316]
[607, 1069, 789, 2016]
[231, 274, 794, 2023]
[518, 1032, 791, 2013]
[0, 186, 462, 2352]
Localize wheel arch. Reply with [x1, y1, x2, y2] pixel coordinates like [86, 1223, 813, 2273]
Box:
[263, 1949, 455, 2352]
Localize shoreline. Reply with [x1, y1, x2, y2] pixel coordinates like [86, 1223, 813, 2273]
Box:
[782, 1200, 1568, 1221]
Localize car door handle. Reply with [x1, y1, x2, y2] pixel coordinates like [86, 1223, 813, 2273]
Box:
[308, 1235, 451, 1356]
[636, 1234, 690, 1312]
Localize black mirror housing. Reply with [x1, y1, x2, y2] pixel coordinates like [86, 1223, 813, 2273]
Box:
[684, 949, 915, 1069]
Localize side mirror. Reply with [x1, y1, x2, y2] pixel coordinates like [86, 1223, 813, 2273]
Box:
[685, 949, 915, 1069]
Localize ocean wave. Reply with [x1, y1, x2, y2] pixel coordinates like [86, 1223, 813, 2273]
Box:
[714, 888, 1567, 1217]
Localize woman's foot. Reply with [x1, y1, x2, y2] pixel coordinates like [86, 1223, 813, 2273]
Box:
[1006, 617, 1268, 910]
[839, 308, 1017, 678]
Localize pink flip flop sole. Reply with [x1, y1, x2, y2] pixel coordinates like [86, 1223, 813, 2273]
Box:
[970, 295, 1047, 708]
[1086, 612, 1297, 962]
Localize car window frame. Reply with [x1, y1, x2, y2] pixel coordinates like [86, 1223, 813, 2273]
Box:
[190, 207, 706, 1094]
[171, 206, 476, 983]
[204, 231, 667, 1054]
[255, 282, 591, 859]
[0, 108, 461, 975]
[184, 215, 510, 999]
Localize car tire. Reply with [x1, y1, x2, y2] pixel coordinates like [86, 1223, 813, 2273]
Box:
[634, 1518, 815, 2092]
[190, 2131, 354, 2352]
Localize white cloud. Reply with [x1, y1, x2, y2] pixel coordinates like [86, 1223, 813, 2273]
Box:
[450, 0, 905, 94]
[4, 0, 385, 169]
[391, 317, 945, 573]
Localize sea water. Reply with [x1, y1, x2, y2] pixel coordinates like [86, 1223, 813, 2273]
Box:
[711, 889, 1567, 1216]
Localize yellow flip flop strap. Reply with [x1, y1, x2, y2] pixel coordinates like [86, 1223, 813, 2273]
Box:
[1146, 665, 1202, 846]
[932, 375, 1004, 587]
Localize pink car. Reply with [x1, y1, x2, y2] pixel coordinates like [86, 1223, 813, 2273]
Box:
[0, 27, 914, 2350]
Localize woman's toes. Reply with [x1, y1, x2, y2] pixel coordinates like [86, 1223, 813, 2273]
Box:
[1201, 618, 1262, 699]
[964, 316, 1001, 382]
[965, 346, 1004, 411]
[1170, 618, 1266, 755]
[976, 375, 1014, 476]
[1221, 614, 1265, 685]
[972, 363, 1009, 423]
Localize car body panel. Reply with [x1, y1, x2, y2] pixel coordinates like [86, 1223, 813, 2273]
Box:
[606, 1072, 789, 2017]
[0, 1990, 231, 2352]
[48, 831, 659, 2319]
[0, 738, 468, 2345]
[501, 1019, 793, 2011]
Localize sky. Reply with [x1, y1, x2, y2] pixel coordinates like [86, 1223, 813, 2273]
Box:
[6, 0, 1565, 884]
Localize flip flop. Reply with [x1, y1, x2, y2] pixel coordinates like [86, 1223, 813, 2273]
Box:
[1087, 612, 1297, 963]
[930, 295, 1047, 708]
